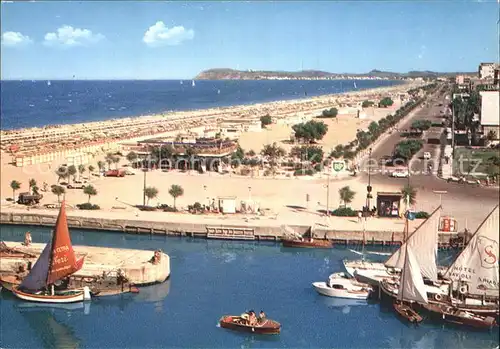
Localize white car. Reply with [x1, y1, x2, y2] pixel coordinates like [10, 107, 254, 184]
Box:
[391, 170, 409, 178]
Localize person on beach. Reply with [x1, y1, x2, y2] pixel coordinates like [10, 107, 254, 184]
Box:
[357, 210, 362, 223]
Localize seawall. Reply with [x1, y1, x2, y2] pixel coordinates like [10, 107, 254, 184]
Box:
[0, 210, 458, 246]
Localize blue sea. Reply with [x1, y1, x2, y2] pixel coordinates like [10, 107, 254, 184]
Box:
[0, 80, 403, 130]
[0, 225, 498, 349]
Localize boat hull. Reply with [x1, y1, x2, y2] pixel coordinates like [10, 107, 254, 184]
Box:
[312, 282, 370, 300]
[423, 303, 496, 330]
[11, 286, 91, 304]
[394, 302, 423, 324]
[282, 239, 332, 249]
[219, 315, 280, 334]
[0, 275, 22, 291]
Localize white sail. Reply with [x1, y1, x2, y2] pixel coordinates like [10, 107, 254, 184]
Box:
[399, 245, 429, 304]
[443, 205, 499, 295]
[385, 206, 441, 281]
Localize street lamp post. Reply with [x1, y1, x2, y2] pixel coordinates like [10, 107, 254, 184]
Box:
[142, 168, 147, 206]
[366, 147, 373, 214]
[248, 186, 252, 201]
[324, 173, 330, 216]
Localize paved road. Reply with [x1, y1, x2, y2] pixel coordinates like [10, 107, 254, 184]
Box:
[365, 85, 449, 175]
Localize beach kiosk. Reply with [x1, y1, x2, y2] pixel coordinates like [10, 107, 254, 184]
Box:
[218, 196, 237, 214]
[376, 192, 402, 218]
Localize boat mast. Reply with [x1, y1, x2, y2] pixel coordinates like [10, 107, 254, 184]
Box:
[399, 162, 411, 302]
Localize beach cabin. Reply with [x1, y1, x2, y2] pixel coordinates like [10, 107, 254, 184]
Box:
[218, 196, 237, 214]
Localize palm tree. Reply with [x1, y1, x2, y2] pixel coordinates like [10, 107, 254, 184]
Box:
[401, 185, 417, 206]
[29, 178, 37, 194]
[67, 165, 77, 183]
[261, 142, 286, 169]
[97, 161, 105, 172]
[144, 186, 159, 206]
[168, 184, 184, 209]
[78, 164, 86, 180]
[338, 186, 355, 208]
[51, 185, 66, 203]
[10, 180, 21, 201]
[112, 155, 121, 169]
[88, 165, 95, 175]
[105, 153, 114, 170]
[83, 185, 97, 203]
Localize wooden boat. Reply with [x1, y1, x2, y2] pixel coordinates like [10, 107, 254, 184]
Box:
[0, 274, 23, 291]
[394, 301, 423, 323]
[0, 241, 36, 259]
[423, 303, 497, 329]
[219, 315, 281, 334]
[387, 242, 428, 323]
[10, 202, 91, 304]
[282, 239, 332, 248]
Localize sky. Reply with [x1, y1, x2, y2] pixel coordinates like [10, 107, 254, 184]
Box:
[1, 1, 499, 80]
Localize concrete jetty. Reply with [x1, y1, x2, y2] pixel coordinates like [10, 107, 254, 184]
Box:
[0, 242, 170, 286]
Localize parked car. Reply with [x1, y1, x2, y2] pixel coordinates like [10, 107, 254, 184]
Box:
[423, 152, 431, 160]
[104, 169, 125, 177]
[125, 169, 136, 175]
[67, 183, 85, 189]
[391, 170, 409, 178]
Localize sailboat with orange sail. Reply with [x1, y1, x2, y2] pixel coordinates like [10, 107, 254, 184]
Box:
[11, 202, 91, 303]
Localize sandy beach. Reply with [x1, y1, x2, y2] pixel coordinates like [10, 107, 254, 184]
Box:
[1, 80, 442, 227]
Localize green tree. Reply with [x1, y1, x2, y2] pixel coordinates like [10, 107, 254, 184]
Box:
[55, 166, 69, 183]
[97, 161, 105, 172]
[67, 165, 77, 183]
[126, 151, 138, 163]
[290, 145, 323, 163]
[261, 142, 287, 169]
[105, 153, 114, 170]
[379, 97, 394, 108]
[231, 145, 245, 162]
[246, 149, 256, 157]
[83, 185, 98, 203]
[168, 184, 184, 209]
[88, 165, 95, 174]
[260, 114, 272, 128]
[51, 185, 66, 203]
[144, 186, 159, 206]
[10, 180, 21, 201]
[29, 178, 37, 195]
[320, 108, 338, 121]
[78, 164, 86, 179]
[362, 100, 374, 108]
[292, 120, 328, 143]
[338, 186, 356, 208]
[112, 155, 121, 169]
[368, 121, 380, 136]
[401, 185, 417, 206]
[411, 120, 432, 131]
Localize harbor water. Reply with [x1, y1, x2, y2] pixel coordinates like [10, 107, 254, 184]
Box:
[0, 225, 498, 349]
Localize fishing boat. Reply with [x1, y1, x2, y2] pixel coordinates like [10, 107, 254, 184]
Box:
[313, 272, 372, 299]
[352, 206, 442, 286]
[10, 203, 91, 303]
[219, 315, 281, 334]
[423, 303, 497, 330]
[383, 244, 428, 324]
[281, 224, 333, 249]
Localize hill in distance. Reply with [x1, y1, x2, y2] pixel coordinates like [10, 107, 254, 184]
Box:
[194, 68, 473, 80]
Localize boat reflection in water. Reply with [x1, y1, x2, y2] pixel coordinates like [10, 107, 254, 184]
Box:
[315, 294, 372, 314]
[16, 301, 90, 315]
[17, 308, 81, 349]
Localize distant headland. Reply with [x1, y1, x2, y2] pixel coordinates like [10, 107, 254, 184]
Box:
[194, 68, 473, 80]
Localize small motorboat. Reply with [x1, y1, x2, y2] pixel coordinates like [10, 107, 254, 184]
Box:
[219, 315, 281, 335]
[394, 301, 423, 324]
[423, 303, 497, 330]
[312, 273, 372, 300]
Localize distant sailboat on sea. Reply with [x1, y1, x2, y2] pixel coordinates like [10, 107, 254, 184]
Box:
[180, 81, 183, 85]
[47, 80, 51, 86]
[353, 81, 357, 89]
[192, 80, 196, 87]
[217, 89, 221, 95]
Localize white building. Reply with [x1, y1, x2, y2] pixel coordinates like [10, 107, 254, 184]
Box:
[478, 63, 498, 80]
[480, 91, 500, 140]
